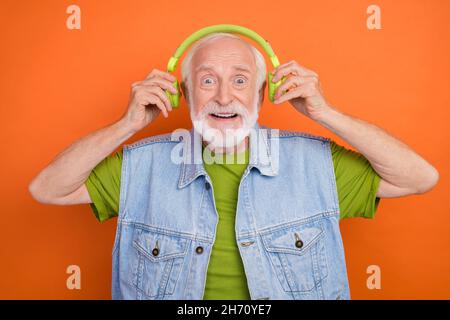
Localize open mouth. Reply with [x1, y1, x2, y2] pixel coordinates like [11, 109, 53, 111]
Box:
[209, 113, 239, 120]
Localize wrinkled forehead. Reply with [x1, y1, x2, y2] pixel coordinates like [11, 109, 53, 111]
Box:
[191, 38, 256, 75]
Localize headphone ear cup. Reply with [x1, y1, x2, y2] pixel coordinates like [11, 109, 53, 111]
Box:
[268, 72, 279, 102]
[165, 79, 181, 108]
[268, 73, 286, 102]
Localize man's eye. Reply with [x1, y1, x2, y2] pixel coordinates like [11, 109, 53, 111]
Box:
[202, 77, 215, 85]
[235, 77, 247, 85]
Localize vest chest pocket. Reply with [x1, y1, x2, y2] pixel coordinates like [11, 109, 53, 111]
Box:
[132, 228, 189, 299]
[261, 223, 329, 293]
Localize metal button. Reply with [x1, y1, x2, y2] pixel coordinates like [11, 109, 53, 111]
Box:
[152, 240, 159, 256]
[294, 232, 303, 248]
[195, 246, 204, 254]
[295, 240, 304, 248]
[205, 182, 211, 190]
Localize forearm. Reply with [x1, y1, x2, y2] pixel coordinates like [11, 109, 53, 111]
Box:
[317, 107, 439, 193]
[29, 117, 135, 200]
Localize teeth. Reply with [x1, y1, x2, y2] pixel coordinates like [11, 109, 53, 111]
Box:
[211, 113, 237, 118]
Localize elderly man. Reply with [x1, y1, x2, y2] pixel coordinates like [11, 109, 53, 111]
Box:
[29, 33, 439, 300]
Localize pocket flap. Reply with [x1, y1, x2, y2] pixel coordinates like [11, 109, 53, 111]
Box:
[133, 229, 188, 262]
[261, 225, 323, 256]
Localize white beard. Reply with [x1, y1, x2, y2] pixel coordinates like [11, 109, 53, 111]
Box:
[189, 91, 259, 150]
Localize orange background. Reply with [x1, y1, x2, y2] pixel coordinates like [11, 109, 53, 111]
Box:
[0, 0, 449, 299]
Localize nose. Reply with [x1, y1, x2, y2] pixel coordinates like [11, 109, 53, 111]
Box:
[215, 80, 233, 106]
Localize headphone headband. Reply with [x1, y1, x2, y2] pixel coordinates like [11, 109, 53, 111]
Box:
[166, 24, 280, 72]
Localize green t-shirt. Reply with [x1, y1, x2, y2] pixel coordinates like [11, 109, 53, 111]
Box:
[201, 147, 252, 300]
[85, 140, 381, 299]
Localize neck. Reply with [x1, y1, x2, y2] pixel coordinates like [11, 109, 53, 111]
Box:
[202, 136, 249, 155]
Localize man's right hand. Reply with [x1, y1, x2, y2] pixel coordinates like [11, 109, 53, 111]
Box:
[122, 69, 178, 133]
[29, 68, 180, 207]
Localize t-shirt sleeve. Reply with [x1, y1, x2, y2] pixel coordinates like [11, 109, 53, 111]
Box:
[330, 140, 382, 219]
[85, 150, 123, 222]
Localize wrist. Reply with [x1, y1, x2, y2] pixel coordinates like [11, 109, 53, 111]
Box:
[316, 105, 341, 126]
[115, 117, 138, 139]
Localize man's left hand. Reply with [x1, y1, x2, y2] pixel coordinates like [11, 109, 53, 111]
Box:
[272, 60, 333, 122]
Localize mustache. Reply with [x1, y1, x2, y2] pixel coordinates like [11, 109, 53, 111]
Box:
[199, 100, 249, 117]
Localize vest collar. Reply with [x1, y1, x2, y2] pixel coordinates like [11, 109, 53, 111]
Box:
[178, 122, 279, 189]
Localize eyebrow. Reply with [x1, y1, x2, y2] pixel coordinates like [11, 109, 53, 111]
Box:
[195, 64, 252, 74]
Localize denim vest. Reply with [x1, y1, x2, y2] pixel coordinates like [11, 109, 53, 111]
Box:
[111, 122, 350, 300]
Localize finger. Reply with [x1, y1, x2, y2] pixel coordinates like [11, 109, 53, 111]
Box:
[272, 61, 302, 82]
[275, 76, 302, 99]
[139, 84, 173, 112]
[298, 65, 318, 77]
[140, 91, 169, 118]
[272, 61, 316, 82]
[145, 69, 177, 82]
[148, 94, 169, 118]
[273, 83, 314, 104]
[139, 77, 178, 94]
[275, 76, 319, 98]
[271, 60, 294, 76]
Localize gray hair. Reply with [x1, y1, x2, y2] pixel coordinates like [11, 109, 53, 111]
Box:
[180, 32, 267, 107]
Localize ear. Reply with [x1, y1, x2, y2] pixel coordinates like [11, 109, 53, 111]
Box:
[258, 80, 266, 107]
[180, 81, 188, 101]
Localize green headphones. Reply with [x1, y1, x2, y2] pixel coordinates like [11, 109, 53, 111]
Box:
[165, 24, 286, 108]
